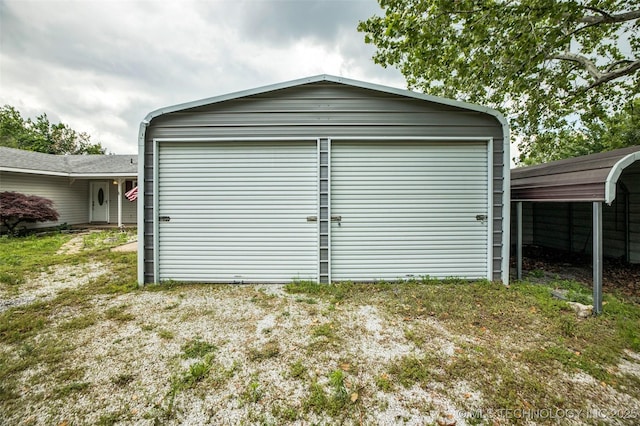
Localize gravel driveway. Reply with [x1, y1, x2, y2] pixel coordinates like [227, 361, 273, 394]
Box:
[1, 234, 639, 425]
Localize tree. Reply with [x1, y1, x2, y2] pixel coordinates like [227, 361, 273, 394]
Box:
[358, 0, 640, 164]
[523, 97, 640, 164]
[0, 105, 105, 155]
[0, 192, 59, 236]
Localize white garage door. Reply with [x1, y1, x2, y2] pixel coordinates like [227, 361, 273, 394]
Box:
[331, 141, 490, 281]
[156, 141, 318, 283]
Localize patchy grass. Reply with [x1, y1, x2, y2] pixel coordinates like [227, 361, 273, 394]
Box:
[1, 233, 639, 425]
[0, 233, 72, 288]
[247, 340, 280, 361]
[181, 338, 217, 359]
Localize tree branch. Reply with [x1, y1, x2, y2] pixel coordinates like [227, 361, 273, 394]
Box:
[589, 60, 640, 89]
[579, 8, 640, 25]
[551, 53, 640, 89]
[552, 53, 602, 79]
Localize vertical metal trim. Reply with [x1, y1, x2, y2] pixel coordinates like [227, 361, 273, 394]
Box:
[317, 138, 331, 284]
[517, 201, 523, 281]
[487, 138, 493, 280]
[153, 139, 160, 284]
[501, 129, 511, 286]
[316, 138, 320, 283]
[593, 202, 603, 315]
[137, 121, 148, 286]
[327, 138, 332, 283]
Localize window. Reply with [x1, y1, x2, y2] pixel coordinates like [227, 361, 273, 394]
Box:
[125, 180, 137, 192]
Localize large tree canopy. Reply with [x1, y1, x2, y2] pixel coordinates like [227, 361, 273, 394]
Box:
[358, 0, 640, 164]
[525, 97, 640, 164]
[0, 105, 105, 155]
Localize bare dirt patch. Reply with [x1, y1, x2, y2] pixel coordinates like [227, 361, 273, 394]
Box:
[0, 262, 106, 312]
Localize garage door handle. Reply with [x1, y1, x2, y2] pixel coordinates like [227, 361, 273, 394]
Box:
[475, 214, 487, 222]
[331, 215, 342, 222]
[159, 216, 171, 222]
[307, 216, 318, 222]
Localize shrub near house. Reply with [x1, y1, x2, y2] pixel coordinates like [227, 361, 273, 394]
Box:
[0, 191, 59, 236]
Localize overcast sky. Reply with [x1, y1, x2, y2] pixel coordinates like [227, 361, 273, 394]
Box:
[0, 0, 405, 154]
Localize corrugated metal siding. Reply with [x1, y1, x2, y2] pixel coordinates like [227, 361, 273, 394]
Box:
[523, 173, 640, 263]
[510, 202, 534, 248]
[144, 82, 505, 283]
[0, 171, 89, 227]
[331, 141, 489, 281]
[156, 141, 318, 283]
[623, 172, 640, 263]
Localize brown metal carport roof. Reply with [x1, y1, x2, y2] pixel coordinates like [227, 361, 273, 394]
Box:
[511, 145, 640, 204]
[511, 145, 640, 315]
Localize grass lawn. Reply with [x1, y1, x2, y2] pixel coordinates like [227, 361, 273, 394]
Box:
[1, 232, 639, 425]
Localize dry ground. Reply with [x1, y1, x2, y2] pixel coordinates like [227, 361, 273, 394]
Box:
[1, 232, 640, 425]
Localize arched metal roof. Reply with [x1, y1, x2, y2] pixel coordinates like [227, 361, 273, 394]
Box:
[511, 146, 640, 205]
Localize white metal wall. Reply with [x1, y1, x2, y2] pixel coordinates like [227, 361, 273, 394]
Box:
[156, 141, 318, 283]
[331, 141, 490, 281]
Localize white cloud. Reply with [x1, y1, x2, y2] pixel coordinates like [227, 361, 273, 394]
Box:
[0, 0, 404, 154]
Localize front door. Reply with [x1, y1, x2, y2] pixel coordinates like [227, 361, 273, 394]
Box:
[90, 181, 109, 222]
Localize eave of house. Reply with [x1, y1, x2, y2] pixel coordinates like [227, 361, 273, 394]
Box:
[0, 166, 137, 179]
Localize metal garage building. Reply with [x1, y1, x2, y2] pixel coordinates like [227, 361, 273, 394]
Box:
[137, 75, 510, 285]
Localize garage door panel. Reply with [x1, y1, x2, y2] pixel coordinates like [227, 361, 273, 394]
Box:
[157, 141, 317, 283]
[331, 141, 489, 281]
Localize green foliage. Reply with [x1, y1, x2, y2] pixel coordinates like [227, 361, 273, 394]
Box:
[240, 377, 263, 404]
[183, 359, 212, 386]
[522, 98, 640, 164]
[303, 370, 355, 416]
[388, 355, 432, 388]
[359, 1, 640, 164]
[289, 359, 308, 379]
[181, 338, 217, 359]
[0, 105, 105, 154]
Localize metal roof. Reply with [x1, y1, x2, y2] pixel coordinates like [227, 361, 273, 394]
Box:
[140, 74, 508, 129]
[0, 146, 137, 177]
[511, 146, 640, 204]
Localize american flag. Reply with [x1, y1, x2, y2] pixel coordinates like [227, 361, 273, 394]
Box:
[125, 186, 138, 202]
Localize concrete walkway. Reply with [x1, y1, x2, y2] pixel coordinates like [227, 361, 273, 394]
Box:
[111, 241, 138, 252]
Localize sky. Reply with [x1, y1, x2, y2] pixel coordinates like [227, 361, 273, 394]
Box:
[0, 0, 405, 154]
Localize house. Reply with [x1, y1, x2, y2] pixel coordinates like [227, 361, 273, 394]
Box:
[138, 75, 510, 285]
[511, 145, 640, 313]
[0, 146, 138, 229]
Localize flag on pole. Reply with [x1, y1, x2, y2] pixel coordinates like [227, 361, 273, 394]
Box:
[125, 186, 138, 202]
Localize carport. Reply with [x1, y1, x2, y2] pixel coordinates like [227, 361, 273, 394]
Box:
[511, 146, 640, 314]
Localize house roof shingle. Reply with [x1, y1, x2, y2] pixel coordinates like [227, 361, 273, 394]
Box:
[0, 146, 137, 177]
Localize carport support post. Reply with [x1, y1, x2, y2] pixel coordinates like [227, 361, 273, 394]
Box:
[516, 202, 523, 281]
[593, 202, 603, 315]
